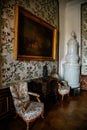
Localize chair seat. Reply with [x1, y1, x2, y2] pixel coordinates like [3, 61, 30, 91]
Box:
[22, 102, 44, 120]
[58, 88, 69, 95]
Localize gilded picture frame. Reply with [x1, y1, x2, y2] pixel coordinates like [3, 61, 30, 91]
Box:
[14, 5, 57, 61]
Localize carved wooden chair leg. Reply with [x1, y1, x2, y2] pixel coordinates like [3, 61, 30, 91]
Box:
[62, 94, 64, 101]
[26, 121, 29, 130]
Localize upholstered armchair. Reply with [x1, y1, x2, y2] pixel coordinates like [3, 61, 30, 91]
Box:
[10, 81, 44, 130]
[58, 80, 70, 101]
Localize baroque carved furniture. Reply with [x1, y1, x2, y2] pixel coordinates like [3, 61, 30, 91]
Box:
[10, 81, 44, 130]
[58, 80, 70, 101]
[0, 87, 15, 119]
[28, 77, 58, 101]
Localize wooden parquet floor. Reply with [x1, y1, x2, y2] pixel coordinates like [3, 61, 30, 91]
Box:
[0, 90, 87, 130]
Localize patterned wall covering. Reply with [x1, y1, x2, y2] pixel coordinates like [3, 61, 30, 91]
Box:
[81, 3, 87, 75]
[1, 0, 58, 86]
[0, 1, 1, 86]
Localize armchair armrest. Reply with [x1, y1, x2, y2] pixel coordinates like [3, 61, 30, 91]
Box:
[28, 92, 41, 102]
[28, 92, 40, 97]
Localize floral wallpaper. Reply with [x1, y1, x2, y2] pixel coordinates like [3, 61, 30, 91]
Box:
[1, 0, 58, 86]
[81, 3, 87, 75]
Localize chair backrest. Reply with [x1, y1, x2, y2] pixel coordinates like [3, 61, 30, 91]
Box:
[58, 80, 70, 91]
[10, 81, 30, 113]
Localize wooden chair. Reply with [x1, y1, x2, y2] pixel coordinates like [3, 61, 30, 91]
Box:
[10, 81, 44, 130]
[58, 80, 70, 101]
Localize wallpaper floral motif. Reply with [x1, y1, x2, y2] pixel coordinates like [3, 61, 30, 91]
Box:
[1, 0, 58, 86]
[81, 3, 87, 75]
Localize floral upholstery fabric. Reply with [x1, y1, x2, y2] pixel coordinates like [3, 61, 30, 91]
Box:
[21, 102, 44, 120]
[10, 83, 19, 99]
[58, 81, 70, 95]
[16, 82, 30, 110]
[58, 87, 70, 95]
[10, 81, 44, 120]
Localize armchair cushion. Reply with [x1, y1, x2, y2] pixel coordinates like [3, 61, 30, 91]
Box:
[10, 83, 19, 99]
[21, 102, 44, 120]
[10, 82, 30, 112]
[17, 82, 30, 110]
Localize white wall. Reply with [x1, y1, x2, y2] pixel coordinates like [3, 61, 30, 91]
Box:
[58, 0, 66, 78]
[59, 0, 87, 78]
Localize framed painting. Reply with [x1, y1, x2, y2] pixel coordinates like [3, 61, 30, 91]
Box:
[14, 5, 57, 61]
